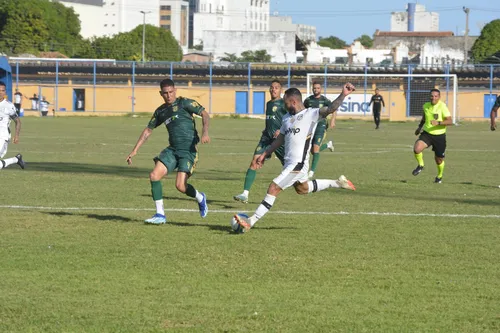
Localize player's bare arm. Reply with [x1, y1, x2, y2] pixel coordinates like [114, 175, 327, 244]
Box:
[490, 105, 498, 131]
[200, 110, 210, 143]
[126, 127, 153, 165]
[430, 116, 452, 127]
[381, 97, 386, 107]
[273, 129, 280, 138]
[257, 134, 284, 167]
[329, 112, 337, 129]
[415, 114, 426, 135]
[319, 83, 355, 119]
[13, 117, 21, 144]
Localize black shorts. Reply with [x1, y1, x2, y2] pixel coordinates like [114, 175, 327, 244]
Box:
[418, 131, 446, 158]
[14, 103, 21, 114]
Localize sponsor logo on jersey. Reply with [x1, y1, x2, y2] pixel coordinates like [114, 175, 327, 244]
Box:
[173, 106, 178, 112]
[284, 127, 300, 135]
[164, 115, 178, 125]
[272, 106, 277, 112]
[266, 115, 276, 120]
[297, 114, 303, 121]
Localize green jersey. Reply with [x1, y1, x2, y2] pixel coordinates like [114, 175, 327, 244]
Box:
[304, 95, 331, 126]
[264, 98, 287, 139]
[147, 97, 205, 150]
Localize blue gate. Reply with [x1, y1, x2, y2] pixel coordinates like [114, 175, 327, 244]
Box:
[484, 94, 498, 118]
[235, 91, 248, 114]
[252, 91, 266, 114]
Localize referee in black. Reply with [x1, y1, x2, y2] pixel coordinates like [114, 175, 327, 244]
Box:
[369, 88, 385, 129]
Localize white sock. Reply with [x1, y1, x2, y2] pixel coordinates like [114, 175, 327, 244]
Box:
[155, 200, 165, 216]
[249, 194, 276, 226]
[307, 179, 340, 193]
[1, 157, 18, 169]
[195, 190, 204, 203]
[243, 190, 249, 197]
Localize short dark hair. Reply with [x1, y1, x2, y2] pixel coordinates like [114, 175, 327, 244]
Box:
[271, 79, 281, 86]
[375, 88, 379, 91]
[160, 79, 175, 89]
[0, 82, 6, 88]
[284, 87, 302, 100]
[312, 81, 321, 86]
[430, 88, 440, 95]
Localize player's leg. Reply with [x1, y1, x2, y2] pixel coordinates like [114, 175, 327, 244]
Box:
[234, 136, 270, 203]
[175, 150, 207, 218]
[432, 134, 446, 183]
[0, 140, 24, 170]
[309, 124, 327, 179]
[145, 149, 174, 224]
[374, 110, 381, 129]
[412, 133, 430, 176]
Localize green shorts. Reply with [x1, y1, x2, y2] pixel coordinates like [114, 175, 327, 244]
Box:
[154, 147, 198, 175]
[313, 121, 328, 146]
[254, 134, 285, 166]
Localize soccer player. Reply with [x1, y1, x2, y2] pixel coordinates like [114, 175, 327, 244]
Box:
[14, 89, 23, 116]
[412, 89, 452, 183]
[304, 81, 334, 179]
[0, 82, 25, 170]
[126, 79, 210, 224]
[489, 94, 500, 131]
[369, 88, 385, 129]
[233, 83, 357, 233]
[233, 80, 287, 203]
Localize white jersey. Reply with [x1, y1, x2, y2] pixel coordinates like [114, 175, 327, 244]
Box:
[280, 107, 320, 168]
[14, 93, 22, 104]
[0, 99, 18, 140]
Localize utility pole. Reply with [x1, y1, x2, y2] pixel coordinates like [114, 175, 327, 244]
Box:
[140, 10, 152, 62]
[463, 7, 470, 65]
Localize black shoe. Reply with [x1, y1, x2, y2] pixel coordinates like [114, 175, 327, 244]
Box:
[375, 126, 379, 129]
[15, 154, 25, 169]
[412, 165, 424, 176]
[434, 177, 442, 183]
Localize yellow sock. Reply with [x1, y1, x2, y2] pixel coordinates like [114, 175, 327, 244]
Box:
[437, 161, 445, 178]
[414, 152, 424, 167]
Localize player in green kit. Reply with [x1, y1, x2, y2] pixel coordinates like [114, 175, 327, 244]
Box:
[126, 79, 210, 224]
[233, 80, 287, 203]
[304, 81, 334, 179]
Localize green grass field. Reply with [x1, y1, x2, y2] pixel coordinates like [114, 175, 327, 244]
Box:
[1, 116, 499, 332]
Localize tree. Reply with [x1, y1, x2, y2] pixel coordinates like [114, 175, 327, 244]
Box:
[193, 42, 203, 51]
[238, 50, 272, 62]
[355, 34, 373, 48]
[471, 19, 500, 63]
[219, 53, 238, 62]
[317, 36, 347, 49]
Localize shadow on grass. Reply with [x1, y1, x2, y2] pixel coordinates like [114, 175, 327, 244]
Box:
[46, 211, 133, 222]
[139, 194, 239, 209]
[24, 162, 241, 181]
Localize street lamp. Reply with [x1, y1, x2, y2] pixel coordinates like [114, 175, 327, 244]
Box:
[463, 7, 470, 65]
[140, 10, 152, 62]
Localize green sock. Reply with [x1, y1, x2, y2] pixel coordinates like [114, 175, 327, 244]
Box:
[311, 153, 320, 172]
[185, 184, 197, 198]
[151, 181, 163, 201]
[414, 152, 424, 167]
[319, 143, 328, 152]
[437, 161, 445, 178]
[243, 169, 257, 191]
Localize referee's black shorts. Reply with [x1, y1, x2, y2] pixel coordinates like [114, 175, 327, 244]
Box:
[418, 131, 446, 158]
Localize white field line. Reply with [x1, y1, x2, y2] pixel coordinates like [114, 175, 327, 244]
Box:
[0, 205, 499, 219]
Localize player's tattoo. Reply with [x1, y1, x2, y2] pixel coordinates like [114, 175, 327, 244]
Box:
[319, 93, 346, 118]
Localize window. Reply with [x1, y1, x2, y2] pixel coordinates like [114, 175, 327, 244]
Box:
[160, 5, 171, 10]
[161, 24, 171, 30]
[209, 3, 212, 13]
[251, 0, 253, 5]
[250, 21, 253, 29]
[160, 15, 171, 21]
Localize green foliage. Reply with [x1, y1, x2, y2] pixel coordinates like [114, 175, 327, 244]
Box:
[219, 50, 272, 62]
[193, 42, 203, 51]
[318, 36, 347, 49]
[472, 19, 500, 63]
[355, 34, 373, 48]
[219, 53, 239, 62]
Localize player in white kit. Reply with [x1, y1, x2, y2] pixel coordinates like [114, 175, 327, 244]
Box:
[0, 82, 25, 170]
[233, 83, 356, 233]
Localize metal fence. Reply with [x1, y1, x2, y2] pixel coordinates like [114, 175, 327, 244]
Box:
[10, 59, 500, 118]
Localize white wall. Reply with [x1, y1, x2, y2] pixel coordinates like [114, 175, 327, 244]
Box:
[421, 40, 465, 66]
[299, 42, 348, 63]
[269, 16, 295, 32]
[59, 0, 160, 38]
[390, 3, 439, 32]
[296, 24, 316, 42]
[203, 30, 296, 63]
[161, 0, 190, 52]
[350, 41, 392, 65]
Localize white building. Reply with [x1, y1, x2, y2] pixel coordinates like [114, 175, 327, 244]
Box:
[297, 41, 348, 64]
[391, 3, 439, 32]
[56, 0, 160, 38]
[269, 16, 317, 42]
[420, 40, 465, 66]
[160, 0, 190, 52]
[203, 30, 296, 63]
[193, 0, 270, 45]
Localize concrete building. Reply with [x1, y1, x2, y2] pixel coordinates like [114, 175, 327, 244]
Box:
[203, 30, 296, 63]
[55, 0, 160, 38]
[193, 0, 270, 46]
[391, 3, 439, 32]
[160, 0, 190, 52]
[269, 16, 317, 43]
[188, 0, 200, 47]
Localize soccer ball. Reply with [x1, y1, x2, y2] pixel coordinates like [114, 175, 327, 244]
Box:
[231, 213, 249, 233]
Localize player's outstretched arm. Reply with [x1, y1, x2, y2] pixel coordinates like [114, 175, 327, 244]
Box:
[256, 134, 284, 167]
[126, 127, 153, 165]
[200, 110, 210, 143]
[319, 83, 355, 118]
[13, 117, 21, 144]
